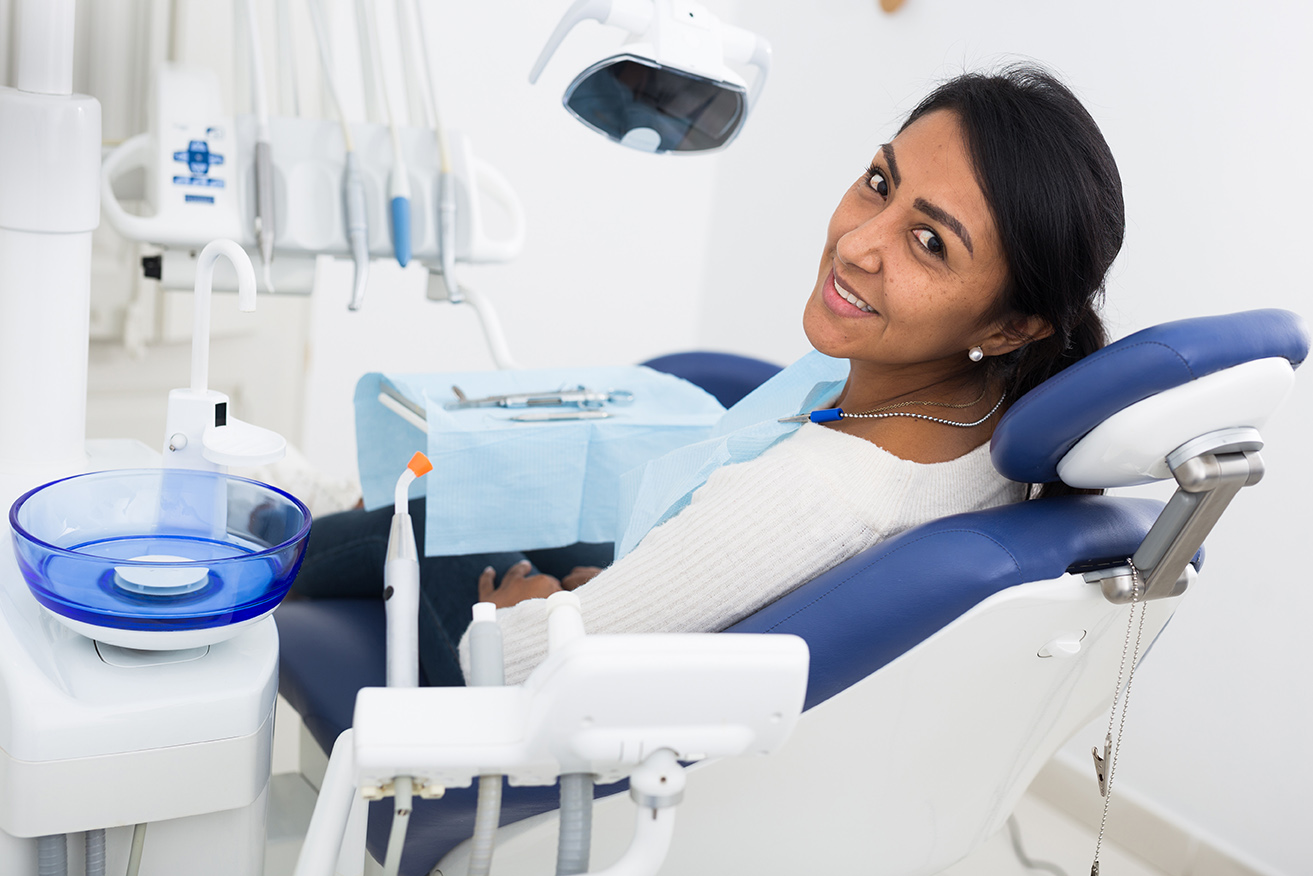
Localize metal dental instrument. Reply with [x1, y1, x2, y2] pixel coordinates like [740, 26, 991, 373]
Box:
[445, 386, 635, 409]
[510, 410, 611, 422]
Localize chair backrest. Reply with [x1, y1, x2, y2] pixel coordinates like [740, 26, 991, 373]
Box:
[640, 351, 783, 408]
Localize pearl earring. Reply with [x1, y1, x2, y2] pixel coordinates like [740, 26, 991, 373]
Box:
[968, 346, 984, 363]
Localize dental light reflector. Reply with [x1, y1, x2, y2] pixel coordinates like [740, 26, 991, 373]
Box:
[564, 54, 746, 153]
[531, 0, 770, 154]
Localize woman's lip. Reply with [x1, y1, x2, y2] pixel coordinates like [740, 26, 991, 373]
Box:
[823, 270, 877, 317]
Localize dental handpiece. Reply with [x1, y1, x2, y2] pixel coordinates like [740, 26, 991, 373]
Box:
[438, 170, 462, 304]
[344, 151, 370, 311]
[254, 139, 276, 287]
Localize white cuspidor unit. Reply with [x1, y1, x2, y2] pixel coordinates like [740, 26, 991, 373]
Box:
[0, 3, 288, 873]
[0, 441, 280, 875]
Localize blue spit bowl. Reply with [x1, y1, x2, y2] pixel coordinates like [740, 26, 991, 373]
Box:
[9, 468, 311, 649]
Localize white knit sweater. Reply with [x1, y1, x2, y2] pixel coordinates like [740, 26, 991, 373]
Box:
[461, 423, 1026, 684]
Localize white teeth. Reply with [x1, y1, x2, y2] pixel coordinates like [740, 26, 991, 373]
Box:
[834, 279, 875, 313]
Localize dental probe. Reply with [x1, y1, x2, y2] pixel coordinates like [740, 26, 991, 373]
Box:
[306, 0, 371, 310]
[240, 0, 276, 290]
[363, 0, 412, 267]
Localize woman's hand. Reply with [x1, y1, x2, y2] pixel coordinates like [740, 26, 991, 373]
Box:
[478, 560, 563, 609]
[562, 566, 604, 591]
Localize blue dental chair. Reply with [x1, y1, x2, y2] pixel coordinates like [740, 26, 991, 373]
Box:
[275, 309, 1308, 875]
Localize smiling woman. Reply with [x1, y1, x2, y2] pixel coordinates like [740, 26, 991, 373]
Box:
[293, 65, 1126, 687]
[804, 69, 1123, 467]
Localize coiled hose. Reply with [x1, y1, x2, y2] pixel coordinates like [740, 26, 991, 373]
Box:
[556, 772, 594, 875]
[85, 829, 106, 876]
[36, 835, 66, 876]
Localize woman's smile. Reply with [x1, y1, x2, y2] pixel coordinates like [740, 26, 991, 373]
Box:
[824, 270, 877, 315]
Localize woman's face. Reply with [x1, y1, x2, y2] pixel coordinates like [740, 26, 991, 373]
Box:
[803, 110, 1012, 373]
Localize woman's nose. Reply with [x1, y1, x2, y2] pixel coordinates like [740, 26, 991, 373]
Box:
[835, 213, 888, 274]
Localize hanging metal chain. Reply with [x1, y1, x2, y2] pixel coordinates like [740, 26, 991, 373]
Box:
[1089, 559, 1150, 876]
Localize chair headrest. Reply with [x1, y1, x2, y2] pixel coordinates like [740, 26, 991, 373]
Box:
[991, 309, 1310, 485]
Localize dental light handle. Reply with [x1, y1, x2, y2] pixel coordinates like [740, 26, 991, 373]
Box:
[529, 0, 641, 85]
[529, 0, 769, 106]
[718, 24, 771, 109]
[385, 453, 432, 688]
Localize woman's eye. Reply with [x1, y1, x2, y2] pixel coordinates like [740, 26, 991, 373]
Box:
[913, 228, 945, 258]
[866, 168, 889, 197]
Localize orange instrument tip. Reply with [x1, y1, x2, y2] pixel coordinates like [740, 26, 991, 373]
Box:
[407, 451, 433, 477]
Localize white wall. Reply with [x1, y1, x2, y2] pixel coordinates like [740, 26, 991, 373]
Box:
[696, 1, 1312, 874]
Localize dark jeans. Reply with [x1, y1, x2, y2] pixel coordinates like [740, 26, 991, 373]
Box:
[292, 499, 613, 687]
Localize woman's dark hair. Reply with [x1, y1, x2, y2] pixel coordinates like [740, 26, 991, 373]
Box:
[900, 66, 1124, 497]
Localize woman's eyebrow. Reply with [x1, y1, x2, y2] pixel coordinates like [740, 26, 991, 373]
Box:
[879, 143, 901, 185]
[914, 197, 974, 256]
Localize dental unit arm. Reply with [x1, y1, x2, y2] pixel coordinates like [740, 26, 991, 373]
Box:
[294, 591, 809, 876]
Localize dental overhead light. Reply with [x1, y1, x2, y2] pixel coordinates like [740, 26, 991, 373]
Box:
[530, 0, 771, 154]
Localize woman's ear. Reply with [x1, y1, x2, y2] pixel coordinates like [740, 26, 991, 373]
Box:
[982, 314, 1054, 356]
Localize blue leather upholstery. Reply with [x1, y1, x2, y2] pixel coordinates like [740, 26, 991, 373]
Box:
[991, 309, 1310, 484]
[640, 351, 783, 408]
[728, 496, 1170, 709]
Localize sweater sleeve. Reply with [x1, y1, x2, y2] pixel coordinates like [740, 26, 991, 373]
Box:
[460, 425, 1022, 685]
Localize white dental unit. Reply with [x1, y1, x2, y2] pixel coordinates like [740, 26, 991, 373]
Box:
[0, 1, 798, 875]
[0, 3, 287, 874]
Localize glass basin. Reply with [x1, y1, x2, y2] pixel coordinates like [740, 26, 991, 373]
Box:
[9, 468, 311, 649]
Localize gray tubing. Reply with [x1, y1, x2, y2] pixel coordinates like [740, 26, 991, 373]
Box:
[125, 824, 147, 876]
[467, 775, 503, 876]
[555, 773, 594, 876]
[85, 829, 106, 876]
[466, 611, 505, 876]
[36, 834, 66, 876]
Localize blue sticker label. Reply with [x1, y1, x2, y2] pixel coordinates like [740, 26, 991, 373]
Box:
[184, 194, 215, 204]
[172, 175, 226, 189]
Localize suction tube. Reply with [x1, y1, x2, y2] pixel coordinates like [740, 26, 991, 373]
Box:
[85, 829, 106, 876]
[466, 601, 505, 876]
[556, 773, 595, 875]
[36, 835, 66, 876]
